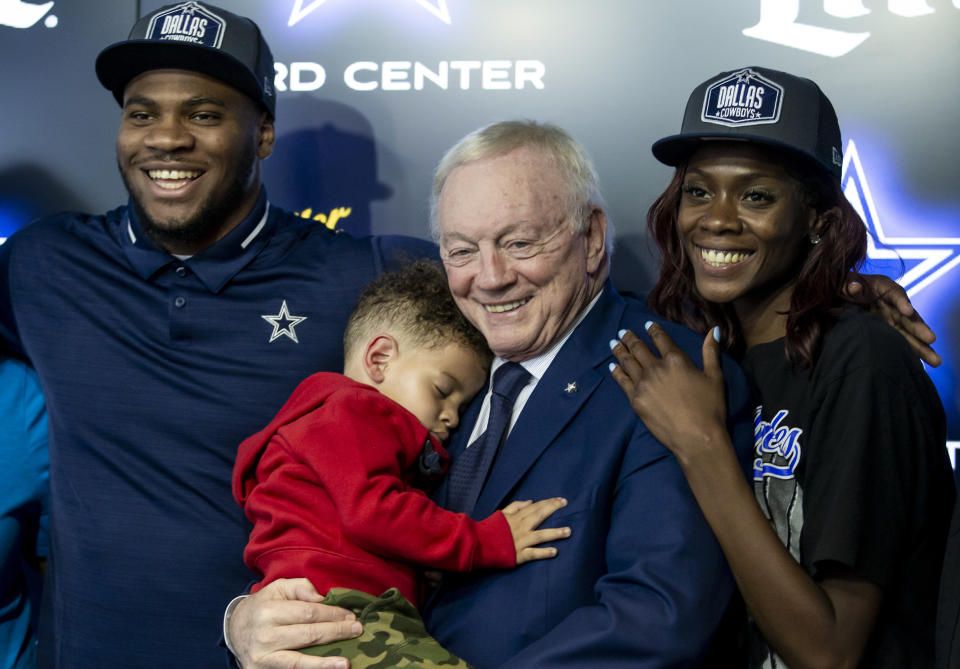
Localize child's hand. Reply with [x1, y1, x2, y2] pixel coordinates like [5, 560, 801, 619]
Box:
[501, 497, 571, 565]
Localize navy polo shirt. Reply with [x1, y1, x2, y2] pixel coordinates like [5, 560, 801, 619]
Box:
[0, 191, 436, 668]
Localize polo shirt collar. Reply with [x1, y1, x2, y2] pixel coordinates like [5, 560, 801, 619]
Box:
[121, 190, 272, 293]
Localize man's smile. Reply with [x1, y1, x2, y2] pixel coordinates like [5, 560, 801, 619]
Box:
[483, 297, 531, 313]
[146, 169, 203, 190]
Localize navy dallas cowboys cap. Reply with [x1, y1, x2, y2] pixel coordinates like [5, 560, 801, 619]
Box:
[652, 66, 843, 179]
[95, 1, 276, 118]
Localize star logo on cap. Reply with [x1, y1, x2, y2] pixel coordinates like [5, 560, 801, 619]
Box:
[288, 0, 451, 26]
[261, 300, 308, 343]
[842, 140, 960, 297]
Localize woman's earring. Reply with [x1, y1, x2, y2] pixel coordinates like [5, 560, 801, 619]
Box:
[809, 232, 822, 245]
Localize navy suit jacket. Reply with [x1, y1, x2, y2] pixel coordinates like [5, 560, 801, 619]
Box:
[423, 281, 754, 667]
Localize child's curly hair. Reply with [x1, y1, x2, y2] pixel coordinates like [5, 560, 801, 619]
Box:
[343, 259, 491, 366]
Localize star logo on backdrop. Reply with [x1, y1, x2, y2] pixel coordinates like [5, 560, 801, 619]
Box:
[261, 300, 308, 343]
[288, 0, 451, 26]
[841, 140, 960, 297]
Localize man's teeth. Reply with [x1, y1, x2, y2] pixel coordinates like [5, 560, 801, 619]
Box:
[485, 299, 528, 313]
[701, 248, 752, 267]
[148, 169, 201, 190]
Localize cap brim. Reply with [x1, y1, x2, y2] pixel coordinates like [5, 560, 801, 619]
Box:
[652, 132, 836, 178]
[95, 40, 266, 114]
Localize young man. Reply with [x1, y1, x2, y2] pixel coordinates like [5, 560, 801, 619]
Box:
[234, 260, 568, 667]
[0, 3, 433, 666]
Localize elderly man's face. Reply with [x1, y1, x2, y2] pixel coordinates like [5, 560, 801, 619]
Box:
[437, 146, 606, 362]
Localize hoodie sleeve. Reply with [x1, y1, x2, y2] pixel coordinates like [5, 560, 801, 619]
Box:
[236, 378, 515, 573]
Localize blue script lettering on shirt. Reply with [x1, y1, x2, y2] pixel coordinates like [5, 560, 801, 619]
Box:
[753, 406, 803, 481]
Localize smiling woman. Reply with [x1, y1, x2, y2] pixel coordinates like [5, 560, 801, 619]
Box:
[674, 142, 819, 345]
[609, 66, 955, 668]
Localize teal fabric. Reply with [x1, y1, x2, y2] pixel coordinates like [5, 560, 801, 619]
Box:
[0, 357, 48, 669]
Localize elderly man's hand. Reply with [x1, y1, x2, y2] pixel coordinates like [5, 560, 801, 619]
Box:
[228, 578, 362, 669]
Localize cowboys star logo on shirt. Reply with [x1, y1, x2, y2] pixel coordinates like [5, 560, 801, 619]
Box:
[701, 67, 784, 127]
[261, 300, 307, 343]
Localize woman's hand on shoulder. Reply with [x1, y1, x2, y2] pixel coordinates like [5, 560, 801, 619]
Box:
[609, 322, 730, 466]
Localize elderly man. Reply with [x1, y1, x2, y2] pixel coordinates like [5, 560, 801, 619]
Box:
[230, 121, 755, 667]
[420, 121, 754, 665]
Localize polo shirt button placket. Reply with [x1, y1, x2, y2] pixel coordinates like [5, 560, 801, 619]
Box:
[175, 266, 188, 278]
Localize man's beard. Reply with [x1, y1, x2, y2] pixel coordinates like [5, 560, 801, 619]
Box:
[121, 143, 257, 252]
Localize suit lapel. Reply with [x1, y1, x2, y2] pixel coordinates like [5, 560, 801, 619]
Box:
[473, 282, 626, 517]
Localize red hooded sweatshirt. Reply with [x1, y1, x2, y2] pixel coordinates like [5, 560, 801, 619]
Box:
[232, 372, 515, 606]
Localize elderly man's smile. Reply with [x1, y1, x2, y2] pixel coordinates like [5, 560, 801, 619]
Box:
[483, 298, 531, 314]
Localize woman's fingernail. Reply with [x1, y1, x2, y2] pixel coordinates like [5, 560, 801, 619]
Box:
[617, 329, 627, 339]
[609, 339, 618, 350]
[644, 320, 653, 331]
[712, 326, 720, 342]
[608, 362, 616, 372]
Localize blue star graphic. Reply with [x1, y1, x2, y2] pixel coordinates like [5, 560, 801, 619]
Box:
[261, 300, 308, 343]
[841, 140, 960, 297]
[288, 0, 451, 26]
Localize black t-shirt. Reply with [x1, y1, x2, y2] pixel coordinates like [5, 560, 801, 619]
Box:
[742, 307, 955, 668]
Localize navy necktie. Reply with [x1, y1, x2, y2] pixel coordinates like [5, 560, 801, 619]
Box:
[446, 361, 531, 515]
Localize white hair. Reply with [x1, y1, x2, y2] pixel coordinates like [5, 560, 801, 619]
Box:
[429, 120, 614, 255]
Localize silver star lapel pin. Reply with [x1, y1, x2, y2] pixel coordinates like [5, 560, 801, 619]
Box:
[564, 382, 578, 394]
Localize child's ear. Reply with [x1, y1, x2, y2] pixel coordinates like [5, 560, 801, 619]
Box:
[363, 334, 398, 384]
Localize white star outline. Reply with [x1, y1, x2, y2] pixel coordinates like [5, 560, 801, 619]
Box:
[841, 139, 960, 297]
[261, 300, 308, 343]
[288, 0, 451, 27]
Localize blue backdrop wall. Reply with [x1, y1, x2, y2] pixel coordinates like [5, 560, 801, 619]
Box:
[1, 0, 958, 457]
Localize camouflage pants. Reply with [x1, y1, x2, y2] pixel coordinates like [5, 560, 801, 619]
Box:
[301, 587, 473, 669]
